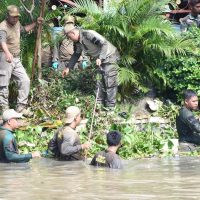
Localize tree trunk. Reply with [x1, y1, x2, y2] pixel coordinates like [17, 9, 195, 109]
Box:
[31, 0, 46, 80]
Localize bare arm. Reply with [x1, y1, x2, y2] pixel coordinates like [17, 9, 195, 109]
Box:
[1, 42, 13, 63]
[24, 22, 36, 32]
[0, 31, 13, 62]
[24, 17, 43, 33]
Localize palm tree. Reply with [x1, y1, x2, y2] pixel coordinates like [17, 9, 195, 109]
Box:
[70, 0, 194, 95]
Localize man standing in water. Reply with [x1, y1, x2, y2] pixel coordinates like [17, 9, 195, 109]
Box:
[90, 130, 122, 169]
[62, 26, 120, 110]
[48, 106, 91, 160]
[0, 5, 43, 116]
[0, 109, 40, 163]
[176, 90, 200, 151]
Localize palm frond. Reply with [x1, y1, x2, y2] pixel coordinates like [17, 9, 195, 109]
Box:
[118, 67, 140, 86]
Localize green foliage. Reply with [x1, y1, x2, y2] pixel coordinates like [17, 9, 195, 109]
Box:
[30, 68, 96, 120]
[154, 27, 200, 100]
[15, 73, 179, 159]
[15, 126, 54, 154]
[71, 0, 194, 95]
[110, 123, 177, 159]
[161, 56, 200, 100]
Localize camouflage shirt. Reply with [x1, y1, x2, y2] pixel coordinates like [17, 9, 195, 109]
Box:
[176, 106, 200, 145]
[180, 14, 200, 32]
[67, 29, 120, 69]
[90, 150, 122, 169]
[48, 126, 83, 161]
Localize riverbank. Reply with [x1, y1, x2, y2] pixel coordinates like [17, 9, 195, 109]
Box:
[14, 70, 183, 159]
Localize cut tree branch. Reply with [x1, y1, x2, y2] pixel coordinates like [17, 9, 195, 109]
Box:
[19, 0, 35, 21]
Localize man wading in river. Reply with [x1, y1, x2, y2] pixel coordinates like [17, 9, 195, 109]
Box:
[48, 106, 91, 160]
[0, 109, 40, 163]
[90, 130, 122, 169]
[176, 90, 200, 151]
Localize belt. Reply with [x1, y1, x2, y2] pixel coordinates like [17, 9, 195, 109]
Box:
[0, 52, 20, 57]
[12, 53, 20, 57]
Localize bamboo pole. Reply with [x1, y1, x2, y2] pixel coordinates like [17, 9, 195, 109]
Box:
[31, 0, 46, 80]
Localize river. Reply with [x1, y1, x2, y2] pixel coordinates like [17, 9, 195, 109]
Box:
[0, 156, 200, 200]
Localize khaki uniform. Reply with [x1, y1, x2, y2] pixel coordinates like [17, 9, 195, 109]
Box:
[41, 43, 52, 67]
[0, 20, 30, 108]
[67, 30, 120, 107]
[47, 27, 75, 69]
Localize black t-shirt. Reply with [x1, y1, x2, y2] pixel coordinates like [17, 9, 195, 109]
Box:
[90, 150, 122, 169]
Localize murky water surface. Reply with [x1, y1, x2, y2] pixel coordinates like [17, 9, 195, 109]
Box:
[0, 157, 200, 199]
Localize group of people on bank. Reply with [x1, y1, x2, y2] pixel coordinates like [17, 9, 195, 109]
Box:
[0, 2, 200, 168]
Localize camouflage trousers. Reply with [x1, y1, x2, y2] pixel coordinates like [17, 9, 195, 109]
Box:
[96, 63, 118, 107]
[0, 52, 30, 109]
[179, 142, 200, 152]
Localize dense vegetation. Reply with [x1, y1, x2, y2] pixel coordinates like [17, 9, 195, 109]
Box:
[0, 0, 199, 158]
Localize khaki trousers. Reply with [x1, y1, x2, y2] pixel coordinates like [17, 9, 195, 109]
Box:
[0, 52, 30, 107]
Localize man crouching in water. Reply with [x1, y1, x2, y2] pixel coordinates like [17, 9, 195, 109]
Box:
[90, 130, 122, 169]
[48, 106, 91, 160]
[176, 90, 200, 151]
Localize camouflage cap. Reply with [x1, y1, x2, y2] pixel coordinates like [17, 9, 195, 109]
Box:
[63, 15, 75, 25]
[64, 23, 75, 34]
[7, 5, 20, 17]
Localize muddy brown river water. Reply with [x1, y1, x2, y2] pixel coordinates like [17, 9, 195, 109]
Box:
[0, 157, 200, 200]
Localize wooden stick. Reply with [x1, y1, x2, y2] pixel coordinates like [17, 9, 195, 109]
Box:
[31, 0, 46, 80]
[84, 85, 100, 161]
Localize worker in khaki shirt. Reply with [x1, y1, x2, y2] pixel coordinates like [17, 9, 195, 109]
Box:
[62, 25, 120, 109]
[0, 5, 43, 117]
[51, 16, 82, 70]
[51, 16, 75, 69]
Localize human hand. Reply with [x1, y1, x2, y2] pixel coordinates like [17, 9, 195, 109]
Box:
[96, 58, 101, 67]
[5, 52, 13, 63]
[81, 141, 91, 150]
[37, 17, 44, 24]
[32, 151, 41, 158]
[52, 62, 59, 70]
[62, 68, 70, 78]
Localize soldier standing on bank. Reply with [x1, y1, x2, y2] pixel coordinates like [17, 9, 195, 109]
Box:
[0, 5, 43, 117]
[62, 25, 120, 109]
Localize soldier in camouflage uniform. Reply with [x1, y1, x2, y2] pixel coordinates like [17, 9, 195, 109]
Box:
[51, 16, 76, 70]
[48, 106, 91, 161]
[0, 5, 42, 116]
[180, 0, 200, 31]
[62, 25, 120, 108]
[176, 90, 200, 151]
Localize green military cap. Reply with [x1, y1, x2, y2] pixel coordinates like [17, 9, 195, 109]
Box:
[63, 15, 75, 25]
[64, 23, 76, 34]
[7, 5, 20, 17]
